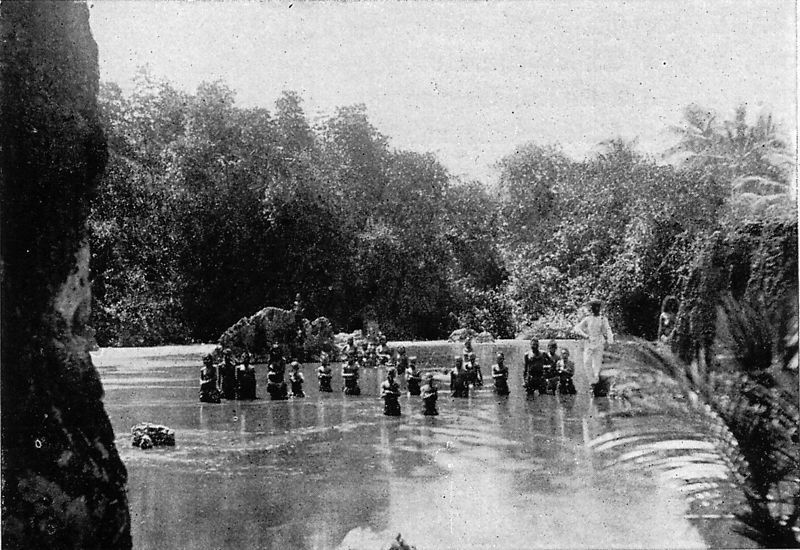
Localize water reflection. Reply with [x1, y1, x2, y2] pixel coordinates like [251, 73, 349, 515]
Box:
[95, 342, 740, 549]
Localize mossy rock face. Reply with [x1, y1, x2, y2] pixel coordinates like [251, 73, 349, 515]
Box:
[217, 308, 334, 361]
[1, 2, 131, 548]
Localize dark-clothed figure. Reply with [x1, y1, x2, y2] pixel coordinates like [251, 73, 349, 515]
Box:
[341, 336, 357, 361]
[463, 337, 473, 358]
[376, 335, 392, 364]
[342, 354, 361, 395]
[266, 362, 288, 400]
[200, 354, 221, 403]
[317, 353, 333, 392]
[465, 351, 483, 387]
[450, 356, 469, 398]
[491, 352, 510, 396]
[395, 346, 409, 375]
[523, 339, 549, 396]
[269, 343, 286, 378]
[421, 373, 439, 416]
[289, 361, 305, 398]
[406, 358, 422, 396]
[381, 368, 402, 416]
[219, 348, 237, 400]
[544, 340, 561, 394]
[557, 349, 577, 395]
[235, 352, 257, 400]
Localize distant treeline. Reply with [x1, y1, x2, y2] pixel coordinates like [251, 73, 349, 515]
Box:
[90, 73, 797, 346]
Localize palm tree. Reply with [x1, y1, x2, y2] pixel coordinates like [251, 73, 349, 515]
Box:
[592, 294, 799, 547]
[667, 104, 795, 219]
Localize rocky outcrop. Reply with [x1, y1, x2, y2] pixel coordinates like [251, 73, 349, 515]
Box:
[447, 328, 477, 342]
[217, 306, 334, 361]
[1, 2, 131, 548]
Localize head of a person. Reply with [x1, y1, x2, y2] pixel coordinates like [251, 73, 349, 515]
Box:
[223, 348, 232, 357]
[398, 346, 406, 355]
[589, 299, 602, 316]
[347, 352, 357, 364]
[320, 352, 330, 365]
[454, 356, 463, 369]
[203, 354, 213, 367]
[426, 373, 435, 386]
[530, 338, 539, 352]
[496, 352, 504, 364]
[409, 358, 417, 370]
[562, 349, 570, 360]
[242, 351, 251, 365]
[380, 334, 387, 344]
[467, 352, 476, 362]
[271, 343, 281, 356]
[387, 368, 396, 381]
[548, 340, 558, 353]
[291, 360, 300, 371]
[347, 336, 354, 345]
[464, 338, 473, 351]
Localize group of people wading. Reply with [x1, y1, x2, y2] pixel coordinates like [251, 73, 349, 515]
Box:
[199, 343, 306, 404]
[199, 299, 615, 414]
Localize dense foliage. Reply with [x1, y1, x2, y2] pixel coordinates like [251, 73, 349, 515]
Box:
[90, 74, 796, 347]
[90, 75, 506, 344]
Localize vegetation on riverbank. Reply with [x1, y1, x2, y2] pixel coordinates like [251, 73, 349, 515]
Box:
[89, 74, 796, 348]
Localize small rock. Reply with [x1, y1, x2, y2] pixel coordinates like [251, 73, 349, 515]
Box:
[131, 423, 175, 448]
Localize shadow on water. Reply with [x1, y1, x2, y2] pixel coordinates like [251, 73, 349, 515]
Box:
[95, 342, 750, 549]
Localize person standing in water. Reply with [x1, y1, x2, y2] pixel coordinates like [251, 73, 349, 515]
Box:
[317, 352, 333, 392]
[406, 358, 422, 396]
[342, 352, 361, 395]
[450, 356, 469, 398]
[235, 351, 257, 400]
[556, 348, 577, 395]
[573, 299, 615, 386]
[544, 340, 561, 394]
[421, 373, 439, 416]
[523, 339, 548, 397]
[219, 348, 237, 400]
[381, 368, 402, 416]
[200, 354, 220, 403]
[491, 352, 510, 396]
[395, 346, 409, 375]
[266, 361, 288, 400]
[289, 361, 305, 398]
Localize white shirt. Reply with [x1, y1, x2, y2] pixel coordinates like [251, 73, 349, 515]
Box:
[574, 315, 614, 346]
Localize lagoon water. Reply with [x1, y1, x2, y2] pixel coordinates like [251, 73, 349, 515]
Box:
[94, 341, 747, 549]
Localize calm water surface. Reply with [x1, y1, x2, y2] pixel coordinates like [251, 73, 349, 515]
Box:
[94, 341, 743, 549]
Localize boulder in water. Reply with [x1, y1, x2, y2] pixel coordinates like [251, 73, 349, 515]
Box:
[217, 306, 297, 361]
[131, 423, 175, 448]
[448, 328, 477, 342]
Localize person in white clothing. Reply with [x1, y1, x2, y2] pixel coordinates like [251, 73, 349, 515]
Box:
[573, 299, 614, 383]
